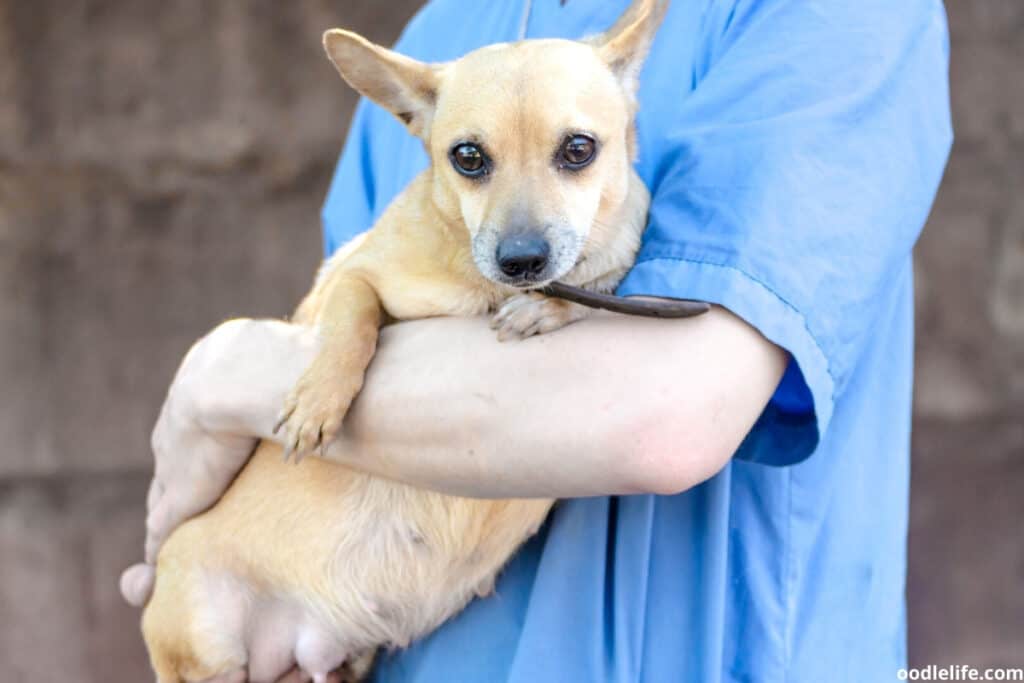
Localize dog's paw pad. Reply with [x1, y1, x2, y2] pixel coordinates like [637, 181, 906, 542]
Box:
[491, 293, 581, 341]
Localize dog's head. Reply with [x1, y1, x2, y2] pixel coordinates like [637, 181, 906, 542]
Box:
[324, 0, 667, 288]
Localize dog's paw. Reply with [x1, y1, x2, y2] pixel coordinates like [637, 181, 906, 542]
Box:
[490, 292, 588, 341]
[275, 362, 360, 463]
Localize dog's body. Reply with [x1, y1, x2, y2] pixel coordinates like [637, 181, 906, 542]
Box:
[141, 3, 667, 681]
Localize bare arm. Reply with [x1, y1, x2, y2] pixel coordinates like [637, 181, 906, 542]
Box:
[253, 307, 785, 498]
[123, 308, 784, 606]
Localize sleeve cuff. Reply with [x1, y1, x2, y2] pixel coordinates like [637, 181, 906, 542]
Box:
[615, 256, 835, 466]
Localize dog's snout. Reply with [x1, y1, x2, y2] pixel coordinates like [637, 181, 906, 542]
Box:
[496, 233, 550, 280]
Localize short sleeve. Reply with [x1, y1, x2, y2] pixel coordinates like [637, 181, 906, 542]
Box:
[617, 0, 953, 465]
[321, 99, 377, 258]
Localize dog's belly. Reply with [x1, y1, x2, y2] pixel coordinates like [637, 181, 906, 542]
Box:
[146, 441, 553, 681]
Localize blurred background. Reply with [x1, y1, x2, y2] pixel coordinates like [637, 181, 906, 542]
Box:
[0, 1, 1021, 680]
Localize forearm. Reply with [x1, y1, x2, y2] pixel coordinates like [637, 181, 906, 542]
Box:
[267, 308, 784, 499]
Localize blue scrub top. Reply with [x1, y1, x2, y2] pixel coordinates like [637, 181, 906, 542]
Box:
[321, 1, 953, 681]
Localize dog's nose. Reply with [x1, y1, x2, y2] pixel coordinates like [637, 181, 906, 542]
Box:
[496, 233, 550, 280]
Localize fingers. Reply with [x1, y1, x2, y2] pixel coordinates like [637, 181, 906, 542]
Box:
[144, 500, 170, 564]
[143, 493, 185, 565]
[119, 563, 155, 607]
[146, 476, 164, 512]
[143, 450, 237, 564]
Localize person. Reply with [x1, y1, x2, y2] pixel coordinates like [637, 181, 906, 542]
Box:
[122, 0, 953, 680]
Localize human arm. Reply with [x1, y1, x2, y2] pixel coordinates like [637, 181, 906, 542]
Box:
[147, 305, 783, 527]
[120, 307, 781, 607]
[124, 0, 953, 607]
[323, 306, 784, 498]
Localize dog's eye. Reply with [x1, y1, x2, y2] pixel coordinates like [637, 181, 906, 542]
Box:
[450, 143, 487, 177]
[560, 135, 597, 169]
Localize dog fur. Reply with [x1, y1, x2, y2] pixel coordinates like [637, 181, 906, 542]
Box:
[141, 2, 668, 681]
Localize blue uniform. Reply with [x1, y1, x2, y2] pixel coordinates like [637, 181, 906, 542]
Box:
[321, 1, 952, 680]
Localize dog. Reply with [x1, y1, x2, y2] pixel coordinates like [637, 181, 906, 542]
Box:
[140, 2, 668, 680]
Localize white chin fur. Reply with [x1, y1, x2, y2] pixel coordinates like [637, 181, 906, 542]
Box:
[470, 226, 585, 287]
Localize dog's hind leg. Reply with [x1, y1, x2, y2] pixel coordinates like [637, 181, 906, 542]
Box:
[141, 567, 193, 683]
[198, 669, 247, 683]
[142, 526, 249, 683]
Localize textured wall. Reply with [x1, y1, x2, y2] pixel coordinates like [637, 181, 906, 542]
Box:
[0, 1, 1020, 680]
[0, 2, 422, 680]
[908, 1, 1024, 669]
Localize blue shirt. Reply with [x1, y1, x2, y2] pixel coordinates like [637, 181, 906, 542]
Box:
[321, 1, 953, 681]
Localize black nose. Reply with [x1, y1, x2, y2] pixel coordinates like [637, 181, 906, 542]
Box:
[496, 233, 551, 279]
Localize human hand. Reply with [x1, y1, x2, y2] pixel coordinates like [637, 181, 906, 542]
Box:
[120, 318, 319, 606]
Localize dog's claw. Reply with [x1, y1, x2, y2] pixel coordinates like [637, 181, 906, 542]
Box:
[276, 360, 360, 466]
[492, 292, 586, 341]
[273, 407, 294, 436]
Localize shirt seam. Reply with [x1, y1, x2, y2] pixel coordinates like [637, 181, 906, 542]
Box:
[630, 253, 837, 391]
[783, 465, 795, 683]
[629, 254, 813, 681]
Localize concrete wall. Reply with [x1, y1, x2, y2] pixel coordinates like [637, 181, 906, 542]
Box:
[0, 1, 1020, 679]
[908, 1, 1024, 668]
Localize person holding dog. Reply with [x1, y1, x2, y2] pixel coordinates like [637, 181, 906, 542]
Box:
[123, 0, 952, 681]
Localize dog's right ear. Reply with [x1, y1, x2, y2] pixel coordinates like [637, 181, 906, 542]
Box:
[323, 29, 443, 139]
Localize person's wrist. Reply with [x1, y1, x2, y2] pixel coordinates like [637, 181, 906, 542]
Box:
[171, 318, 259, 435]
[185, 318, 319, 438]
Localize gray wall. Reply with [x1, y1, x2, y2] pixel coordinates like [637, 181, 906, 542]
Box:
[908, 2, 1023, 667]
[0, 1, 1020, 679]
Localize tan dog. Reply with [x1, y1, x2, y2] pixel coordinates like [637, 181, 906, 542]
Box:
[141, 2, 668, 681]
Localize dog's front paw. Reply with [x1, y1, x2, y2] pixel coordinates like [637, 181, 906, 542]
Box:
[275, 362, 361, 463]
[490, 292, 588, 341]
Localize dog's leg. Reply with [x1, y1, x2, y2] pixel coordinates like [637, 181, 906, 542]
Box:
[490, 292, 592, 341]
[198, 669, 247, 683]
[142, 554, 247, 683]
[278, 272, 383, 461]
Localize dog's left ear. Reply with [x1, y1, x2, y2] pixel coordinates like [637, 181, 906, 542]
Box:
[592, 0, 669, 94]
[323, 29, 443, 139]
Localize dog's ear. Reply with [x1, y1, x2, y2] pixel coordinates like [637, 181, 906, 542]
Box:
[323, 29, 442, 139]
[592, 0, 669, 94]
